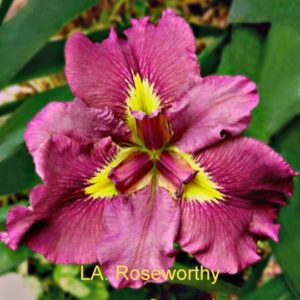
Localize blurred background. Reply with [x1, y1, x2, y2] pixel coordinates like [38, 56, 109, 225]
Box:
[0, 0, 299, 299]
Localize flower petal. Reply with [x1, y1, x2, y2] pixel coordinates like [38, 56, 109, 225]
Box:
[109, 151, 153, 195]
[177, 137, 296, 273]
[25, 99, 130, 156]
[157, 150, 197, 197]
[178, 201, 277, 273]
[65, 9, 199, 116]
[1, 135, 118, 264]
[97, 185, 180, 288]
[131, 109, 172, 149]
[168, 75, 258, 153]
[124, 9, 199, 107]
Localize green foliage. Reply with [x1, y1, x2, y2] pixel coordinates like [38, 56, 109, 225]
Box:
[0, 244, 32, 275]
[248, 22, 300, 141]
[11, 30, 111, 85]
[170, 263, 239, 295]
[0, 0, 13, 24]
[0, 86, 71, 162]
[0, 87, 72, 196]
[240, 276, 294, 300]
[217, 25, 265, 83]
[0, 0, 100, 88]
[229, 0, 300, 23]
[0, 144, 39, 196]
[271, 120, 300, 297]
[218, 23, 300, 142]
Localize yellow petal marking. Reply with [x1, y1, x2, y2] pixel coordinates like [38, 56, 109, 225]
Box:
[126, 73, 161, 143]
[166, 147, 224, 203]
[84, 147, 136, 199]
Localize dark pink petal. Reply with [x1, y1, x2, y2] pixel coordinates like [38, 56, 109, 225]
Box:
[168, 75, 258, 153]
[65, 9, 199, 116]
[97, 186, 180, 288]
[179, 201, 277, 273]
[1, 135, 118, 264]
[157, 151, 197, 197]
[65, 31, 131, 116]
[124, 9, 199, 107]
[178, 137, 296, 273]
[25, 99, 130, 156]
[131, 109, 172, 150]
[109, 152, 153, 194]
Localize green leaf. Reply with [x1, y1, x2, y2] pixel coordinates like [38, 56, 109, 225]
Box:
[239, 255, 270, 295]
[0, 86, 71, 163]
[229, 0, 300, 23]
[11, 30, 110, 85]
[0, 0, 13, 24]
[0, 205, 10, 227]
[133, 0, 147, 18]
[217, 25, 265, 82]
[0, 0, 100, 88]
[0, 201, 28, 230]
[247, 22, 300, 140]
[54, 265, 90, 298]
[198, 33, 227, 76]
[271, 119, 300, 298]
[11, 24, 222, 86]
[0, 244, 32, 275]
[109, 289, 148, 300]
[218, 23, 300, 141]
[240, 276, 294, 300]
[0, 100, 24, 117]
[0, 143, 39, 196]
[0, 86, 71, 196]
[169, 263, 239, 295]
[81, 280, 108, 300]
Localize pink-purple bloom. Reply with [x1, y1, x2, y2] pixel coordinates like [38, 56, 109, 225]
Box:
[0, 9, 297, 288]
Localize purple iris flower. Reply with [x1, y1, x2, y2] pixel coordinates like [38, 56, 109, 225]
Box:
[0, 9, 297, 288]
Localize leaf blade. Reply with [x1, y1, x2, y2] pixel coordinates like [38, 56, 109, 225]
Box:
[0, 0, 100, 88]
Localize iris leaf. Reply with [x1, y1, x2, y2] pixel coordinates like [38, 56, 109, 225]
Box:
[0, 143, 39, 196]
[239, 276, 294, 300]
[0, 243, 32, 275]
[0, 0, 100, 89]
[239, 255, 270, 295]
[0, 100, 24, 117]
[169, 263, 239, 295]
[271, 119, 300, 298]
[0, 86, 71, 163]
[247, 22, 300, 141]
[0, 0, 13, 24]
[9, 24, 220, 86]
[10, 30, 110, 86]
[217, 25, 265, 83]
[0, 86, 71, 195]
[218, 23, 300, 141]
[199, 33, 227, 76]
[229, 0, 300, 24]
[109, 289, 147, 300]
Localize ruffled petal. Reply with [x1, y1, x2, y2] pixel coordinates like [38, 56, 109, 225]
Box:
[177, 137, 296, 273]
[1, 135, 118, 264]
[124, 9, 199, 107]
[97, 185, 180, 288]
[25, 99, 130, 156]
[65, 32, 131, 116]
[65, 9, 199, 116]
[168, 75, 258, 153]
[179, 201, 277, 273]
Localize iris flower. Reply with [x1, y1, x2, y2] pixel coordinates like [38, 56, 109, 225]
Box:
[0, 10, 297, 288]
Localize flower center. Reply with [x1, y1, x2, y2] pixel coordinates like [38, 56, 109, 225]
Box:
[85, 74, 224, 203]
